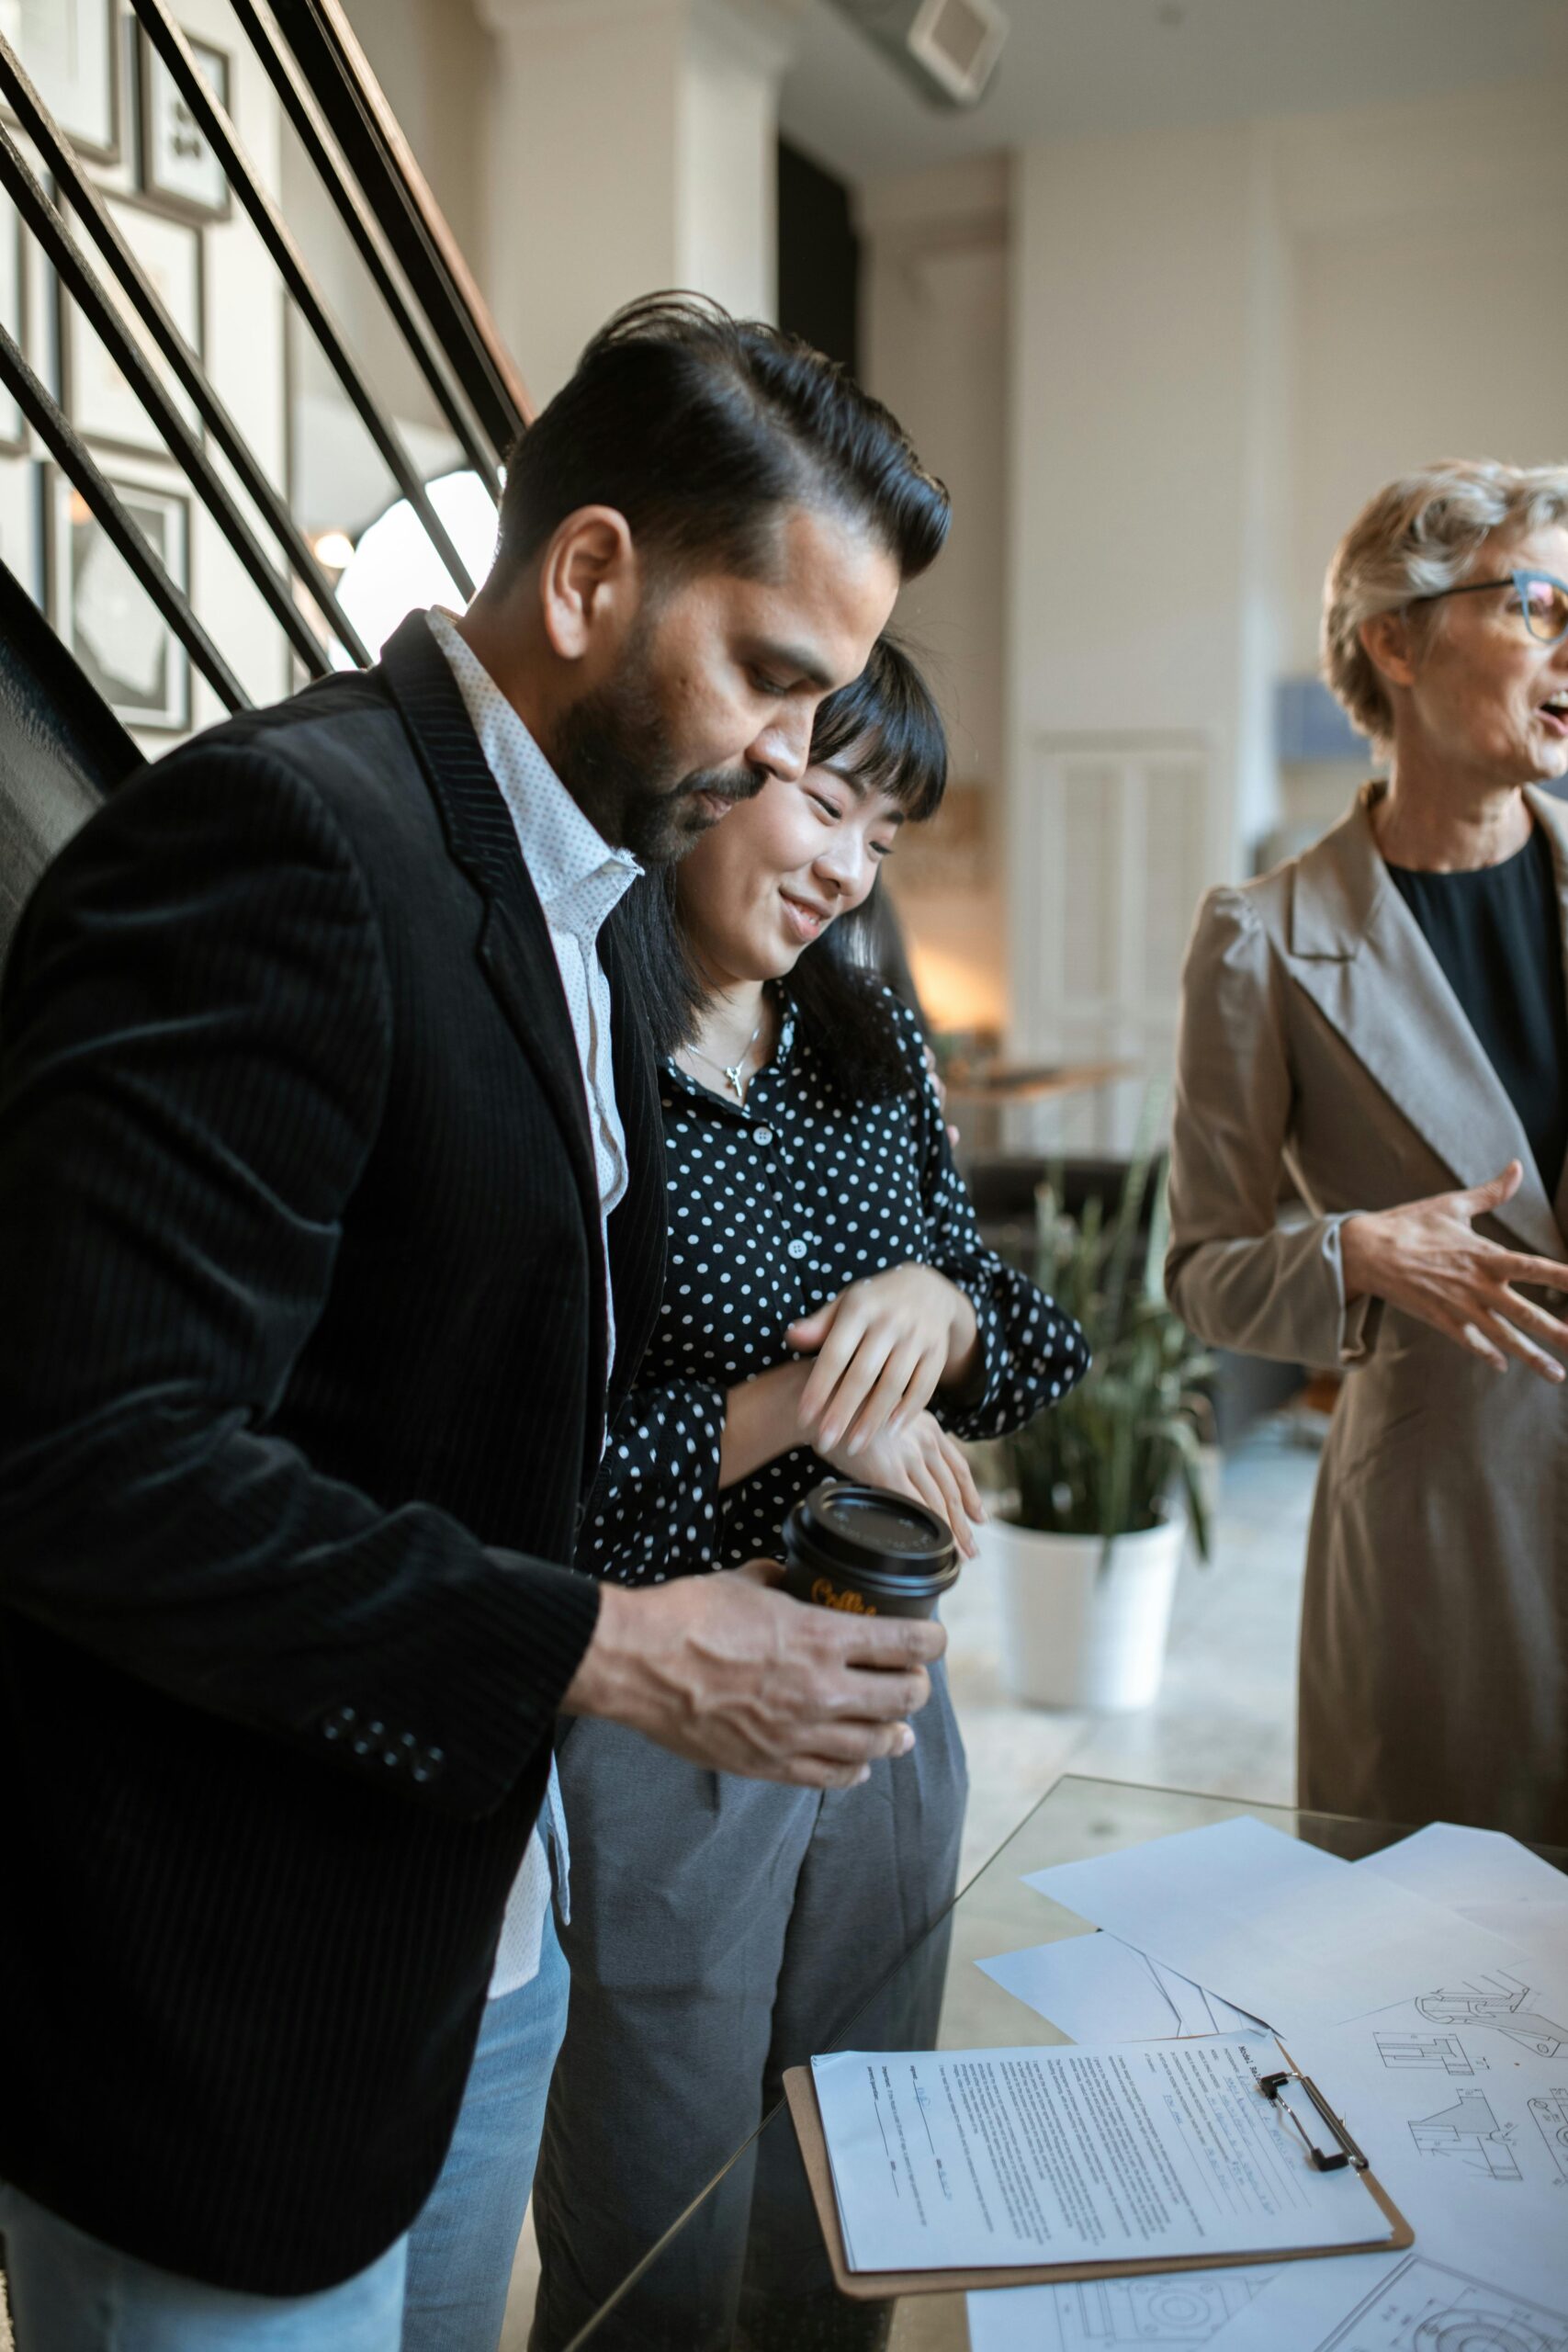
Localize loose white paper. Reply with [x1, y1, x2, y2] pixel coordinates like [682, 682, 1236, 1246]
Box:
[808, 2036, 1396, 2276]
[966, 2266, 1280, 2352]
[1024, 1816, 1536, 2032]
[976, 1931, 1269, 2044]
[1358, 1820, 1568, 1910]
[1357, 1823, 1568, 1971]
[976, 1932, 1184, 2041]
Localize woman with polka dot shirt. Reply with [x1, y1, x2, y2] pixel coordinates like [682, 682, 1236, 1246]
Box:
[530, 642, 1088, 2352]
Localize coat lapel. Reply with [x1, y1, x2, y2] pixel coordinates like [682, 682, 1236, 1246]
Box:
[378, 612, 608, 1360]
[1286, 788, 1564, 1261]
[1529, 787, 1568, 1247]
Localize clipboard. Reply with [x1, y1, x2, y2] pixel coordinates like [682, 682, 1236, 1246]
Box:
[784, 2053, 1413, 2302]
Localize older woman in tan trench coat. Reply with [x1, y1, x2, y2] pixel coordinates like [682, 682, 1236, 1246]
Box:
[1168, 460, 1568, 1843]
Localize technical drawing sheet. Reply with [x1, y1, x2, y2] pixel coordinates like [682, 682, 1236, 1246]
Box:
[966, 2265, 1280, 2352]
[1168, 1952, 1568, 2351]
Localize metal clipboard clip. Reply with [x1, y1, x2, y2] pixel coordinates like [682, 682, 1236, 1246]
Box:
[1255, 2064, 1369, 2173]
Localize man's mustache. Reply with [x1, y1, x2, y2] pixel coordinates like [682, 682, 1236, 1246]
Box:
[676, 763, 770, 807]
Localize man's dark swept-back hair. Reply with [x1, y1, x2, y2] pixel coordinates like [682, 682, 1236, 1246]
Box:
[495, 291, 950, 583]
[609, 635, 948, 1103]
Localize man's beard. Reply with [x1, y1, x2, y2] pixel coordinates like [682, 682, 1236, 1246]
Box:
[547, 635, 767, 866]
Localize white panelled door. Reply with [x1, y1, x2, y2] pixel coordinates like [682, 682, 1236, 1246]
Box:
[1009, 732, 1214, 1157]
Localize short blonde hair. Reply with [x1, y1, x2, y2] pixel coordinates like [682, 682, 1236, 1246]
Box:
[1322, 459, 1568, 744]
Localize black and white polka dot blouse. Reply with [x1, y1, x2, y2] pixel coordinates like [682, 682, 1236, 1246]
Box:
[578, 987, 1089, 1584]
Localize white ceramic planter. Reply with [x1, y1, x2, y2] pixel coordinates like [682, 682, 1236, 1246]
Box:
[986, 1510, 1185, 1712]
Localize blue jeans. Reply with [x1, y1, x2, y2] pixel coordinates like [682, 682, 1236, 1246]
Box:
[0, 1912, 570, 2352]
[0, 2192, 408, 2349]
[402, 1903, 570, 2352]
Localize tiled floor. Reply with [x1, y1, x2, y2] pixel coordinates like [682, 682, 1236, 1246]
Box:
[0, 1429, 1316, 2352]
[948, 1418, 1315, 1884]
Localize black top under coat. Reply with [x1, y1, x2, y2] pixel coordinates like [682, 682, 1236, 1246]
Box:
[1386, 821, 1568, 1198]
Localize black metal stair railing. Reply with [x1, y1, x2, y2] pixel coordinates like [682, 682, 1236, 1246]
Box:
[0, 0, 529, 818]
[265, 0, 530, 458]
[225, 0, 505, 502]
[128, 0, 479, 601]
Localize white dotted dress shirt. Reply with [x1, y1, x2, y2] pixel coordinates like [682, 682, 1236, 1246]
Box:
[426, 608, 641, 1998]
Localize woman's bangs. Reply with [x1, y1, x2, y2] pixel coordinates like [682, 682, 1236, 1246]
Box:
[808, 647, 948, 823]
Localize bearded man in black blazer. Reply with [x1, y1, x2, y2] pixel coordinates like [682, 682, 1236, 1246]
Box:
[0, 297, 951, 2348]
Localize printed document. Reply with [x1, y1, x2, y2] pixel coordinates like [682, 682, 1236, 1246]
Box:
[1023, 1815, 1533, 2031]
[808, 2035, 1396, 2275]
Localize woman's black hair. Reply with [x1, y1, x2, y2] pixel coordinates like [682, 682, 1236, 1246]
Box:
[607, 637, 948, 1103]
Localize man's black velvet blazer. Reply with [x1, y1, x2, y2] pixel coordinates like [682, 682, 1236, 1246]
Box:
[0, 614, 665, 2293]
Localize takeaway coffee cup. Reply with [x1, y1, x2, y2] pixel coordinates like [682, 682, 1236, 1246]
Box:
[781, 1480, 959, 1620]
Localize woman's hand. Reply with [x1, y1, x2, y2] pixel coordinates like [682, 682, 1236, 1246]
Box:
[789, 1264, 980, 1453]
[1341, 1159, 1568, 1381]
[820, 1410, 986, 1559]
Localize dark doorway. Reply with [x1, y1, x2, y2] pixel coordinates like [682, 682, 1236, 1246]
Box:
[776, 139, 860, 379]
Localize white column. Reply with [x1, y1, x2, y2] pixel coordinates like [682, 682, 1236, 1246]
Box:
[475, 0, 793, 405]
[1004, 121, 1290, 1152]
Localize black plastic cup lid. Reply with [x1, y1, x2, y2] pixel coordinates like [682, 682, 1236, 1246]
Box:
[787, 1481, 956, 1580]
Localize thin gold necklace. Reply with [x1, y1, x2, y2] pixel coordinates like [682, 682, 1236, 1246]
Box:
[685, 1009, 765, 1101]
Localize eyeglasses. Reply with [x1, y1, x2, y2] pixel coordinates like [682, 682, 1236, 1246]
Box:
[1407, 568, 1568, 649]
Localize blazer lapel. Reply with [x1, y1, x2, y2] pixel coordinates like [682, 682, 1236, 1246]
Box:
[601, 917, 667, 1407]
[1287, 789, 1564, 1262]
[378, 612, 607, 1341]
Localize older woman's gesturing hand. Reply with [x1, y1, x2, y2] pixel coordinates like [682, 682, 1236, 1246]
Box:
[1341, 1159, 1568, 1380]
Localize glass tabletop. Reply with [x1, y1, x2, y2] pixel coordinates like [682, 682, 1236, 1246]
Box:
[565, 1773, 1567, 2352]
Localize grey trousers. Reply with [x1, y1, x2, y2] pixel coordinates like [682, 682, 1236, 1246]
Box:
[528, 1659, 966, 2352]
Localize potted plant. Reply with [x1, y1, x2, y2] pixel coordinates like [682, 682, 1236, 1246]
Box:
[982, 1141, 1214, 1711]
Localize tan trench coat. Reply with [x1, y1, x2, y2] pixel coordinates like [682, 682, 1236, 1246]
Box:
[1167, 785, 1568, 1842]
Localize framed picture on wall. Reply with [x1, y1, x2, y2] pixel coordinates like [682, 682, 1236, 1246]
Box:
[49, 469, 191, 732]
[138, 31, 231, 221]
[60, 197, 202, 452]
[0, 185, 25, 452]
[0, 0, 119, 163]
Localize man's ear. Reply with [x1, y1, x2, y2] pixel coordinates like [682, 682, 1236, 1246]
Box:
[539, 505, 639, 662]
[1359, 608, 1418, 693]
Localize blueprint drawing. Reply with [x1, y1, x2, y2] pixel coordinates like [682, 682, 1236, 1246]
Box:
[1318, 2253, 1568, 2352]
[1409, 2088, 1521, 2180]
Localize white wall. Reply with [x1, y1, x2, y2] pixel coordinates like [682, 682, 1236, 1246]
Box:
[680, 1, 781, 330]
[474, 0, 788, 408]
[1280, 81, 1568, 674]
[964, 72, 1568, 1144]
